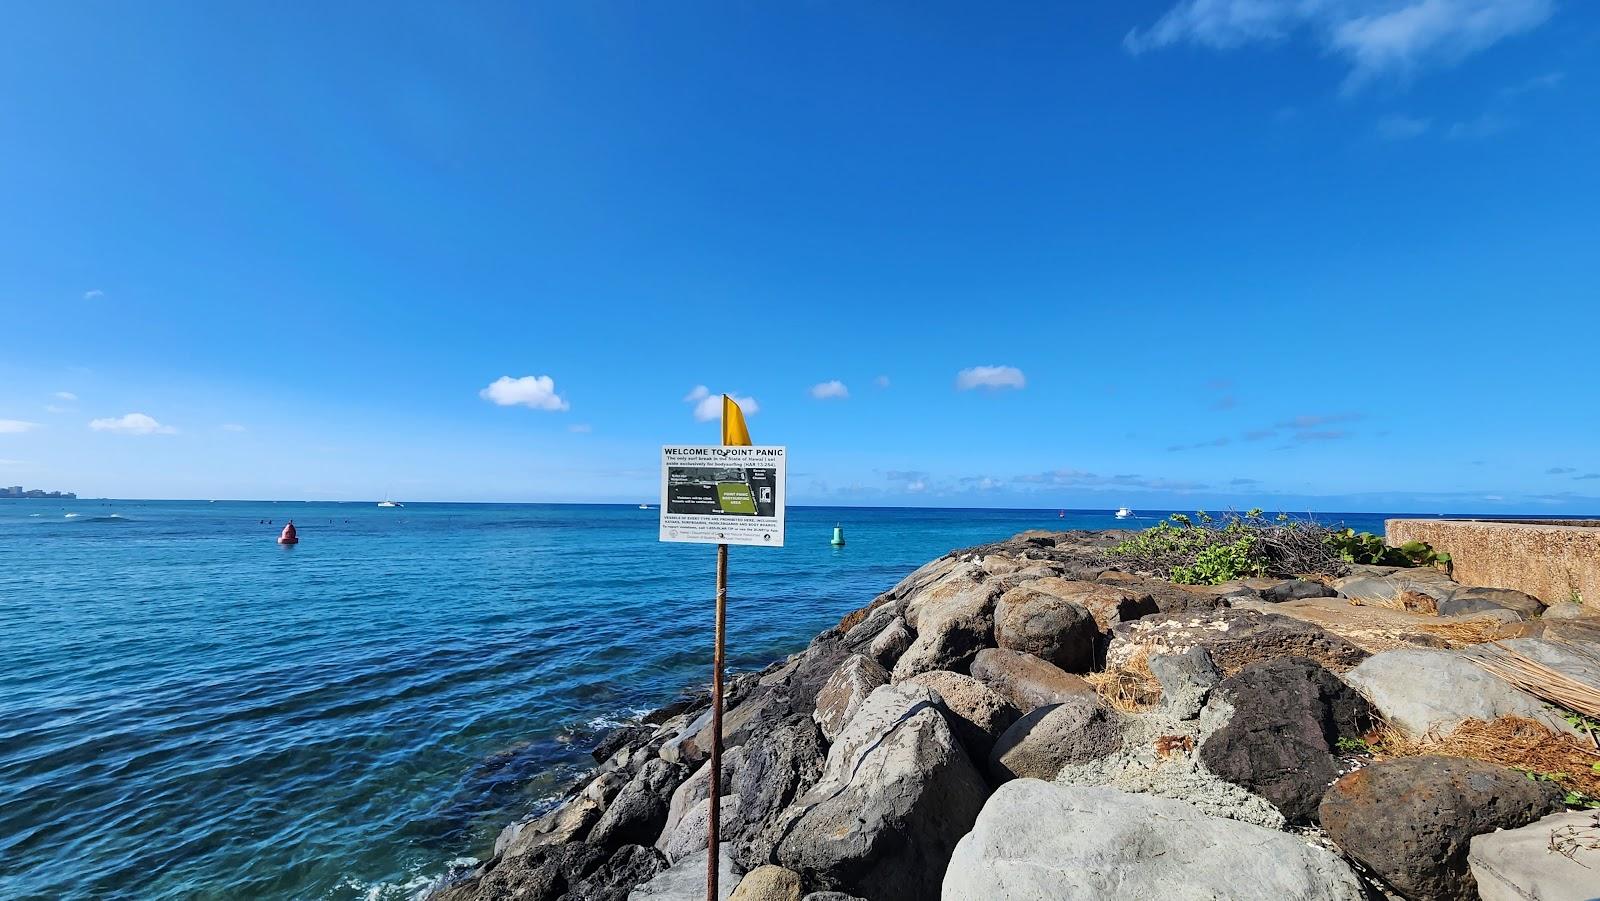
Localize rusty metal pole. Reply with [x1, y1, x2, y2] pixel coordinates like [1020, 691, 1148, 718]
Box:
[706, 542, 728, 901]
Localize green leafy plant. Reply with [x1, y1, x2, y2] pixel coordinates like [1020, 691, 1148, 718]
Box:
[1335, 736, 1377, 755]
[1517, 769, 1600, 810]
[1106, 510, 1344, 585]
[1326, 528, 1451, 572]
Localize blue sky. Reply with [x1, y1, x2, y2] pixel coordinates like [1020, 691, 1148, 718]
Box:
[1, 1, 1596, 511]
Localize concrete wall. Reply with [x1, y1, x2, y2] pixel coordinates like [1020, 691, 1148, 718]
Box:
[1387, 519, 1600, 613]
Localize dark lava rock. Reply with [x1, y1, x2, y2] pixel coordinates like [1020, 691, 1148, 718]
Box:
[643, 693, 706, 726]
[1438, 586, 1546, 620]
[1198, 657, 1373, 823]
[587, 758, 685, 850]
[1260, 578, 1337, 603]
[731, 714, 828, 869]
[1319, 755, 1565, 901]
[432, 841, 607, 901]
[591, 724, 652, 762]
[566, 844, 666, 901]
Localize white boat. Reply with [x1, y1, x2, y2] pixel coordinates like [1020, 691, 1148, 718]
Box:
[1115, 506, 1133, 519]
[638, 504, 651, 510]
[377, 500, 403, 508]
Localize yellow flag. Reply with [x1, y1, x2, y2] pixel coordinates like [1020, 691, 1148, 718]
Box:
[721, 394, 751, 446]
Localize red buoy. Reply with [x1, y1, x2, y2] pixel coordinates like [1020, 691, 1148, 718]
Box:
[278, 521, 298, 545]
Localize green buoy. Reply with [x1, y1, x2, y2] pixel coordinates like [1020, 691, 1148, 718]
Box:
[830, 524, 846, 546]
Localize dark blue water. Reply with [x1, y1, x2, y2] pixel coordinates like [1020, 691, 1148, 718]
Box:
[0, 501, 1393, 900]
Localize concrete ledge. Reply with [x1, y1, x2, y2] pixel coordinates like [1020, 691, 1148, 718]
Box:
[1387, 519, 1600, 613]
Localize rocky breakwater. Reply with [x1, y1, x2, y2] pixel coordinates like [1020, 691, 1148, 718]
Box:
[433, 529, 1600, 901]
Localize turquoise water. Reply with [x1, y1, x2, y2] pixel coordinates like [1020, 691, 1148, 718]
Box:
[0, 501, 1389, 900]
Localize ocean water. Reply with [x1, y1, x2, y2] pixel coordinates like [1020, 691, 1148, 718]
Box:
[0, 501, 1392, 900]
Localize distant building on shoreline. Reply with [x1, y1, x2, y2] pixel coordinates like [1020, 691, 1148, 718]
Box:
[1, 486, 77, 499]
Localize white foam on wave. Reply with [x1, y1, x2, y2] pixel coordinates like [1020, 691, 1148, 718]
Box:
[64, 513, 81, 518]
[341, 857, 479, 901]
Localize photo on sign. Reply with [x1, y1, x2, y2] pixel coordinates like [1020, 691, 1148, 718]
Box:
[666, 466, 779, 518]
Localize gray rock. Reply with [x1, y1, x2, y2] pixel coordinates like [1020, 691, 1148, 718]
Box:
[1198, 657, 1373, 824]
[1147, 646, 1222, 720]
[772, 684, 988, 901]
[730, 715, 826, 870]
[1320, 755, 1565, 901]
[1107, 608, 1369, 676]
[1342, 648, 1579, 739]
[499, 768, 628, 856]
[1098, 570, 1232, 613]
[591, 758, 687, 850]
[1542, 601, 1599, 621]
[968, 647, 1097, 713]
[811, 654, 889, 741]
[989, 695, 1122, 781]
[1261, 578, 1337, 602]
[992, 580, 1101, 672]
[903, 669, 1020, 759]
[628, 844, 740, 901]
[1334, 565, 1457, 604]
[658, 747, 743, 854]
[659, 796, 741, 864]
[1440, 586, 1546, 619]
[1481, 637, 1600, 687]
[800, 894, 866, 901]
[943, 780, 1365, 900]
[866, 615, 913, 668]
[1470, 809, 1600, 901]
[890, 567, 999, 679]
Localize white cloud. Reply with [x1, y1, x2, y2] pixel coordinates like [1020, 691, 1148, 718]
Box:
[688, 388, 759, 422]
[89, 412, 175, 435]
[0, 419, 40, 434]
[874, 375, 891, 389]
[1376, 113, 1431, 140]
[54, 391, 78, 402]
[83, 289, 105, 300]
[956, 365, 1026, 391]
[0, 458, 23, 466]
[1125, 0, 1555, 91]
[479, 375, 569, 411]
[221, 423, 247, 432]
[568, 423, 593, 433]
[1447, 111, 1510, 139]
[905, 479, 927, 493]
[810, 380, 849, 400]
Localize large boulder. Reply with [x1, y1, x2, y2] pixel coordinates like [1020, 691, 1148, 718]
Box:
[988, 694, 1122, 781]
[1474, 637, 1600, 687]
[658, 796, 740, 863]
[1439, 586, 1546, 619]
[628, 844, 740, 900]
[1342, 648, 1579, 739]
[903, 670, 1020, 759]
[1319, 756, 1565, 901]
[891, 567, 1000, 679]
[968, 647, 1097, 713]
[499, 769, 628, 855]
[866, 616, 913, 668]
[992, 580, 1099, 672]
[1106, 608, 1369, 676]
[658, 748, 743, 855]
[943, 781, 1365, 900]
[1198, 657, 1373, 823]
[572, 845, 669, 901]
[1333, 564, 1458, 603]
[590, 758, 686, 850]
[727, 865, 803, 901]
[730, 716, 826, 870]
[812, 654, 889, 741]
[1470, 809, 1600, 901]
[1096, 570, 1230, 613]
[772, 685, 988, 901]
[433, 841, 609, 901]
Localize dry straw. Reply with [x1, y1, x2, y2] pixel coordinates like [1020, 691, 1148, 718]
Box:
[1086, 648, 1162, 713]
[1461, 640, 1600, 722]
[1373, 715, 1600, 799]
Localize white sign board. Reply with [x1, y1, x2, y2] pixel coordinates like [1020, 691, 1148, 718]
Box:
[659, 445, 786, 547]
